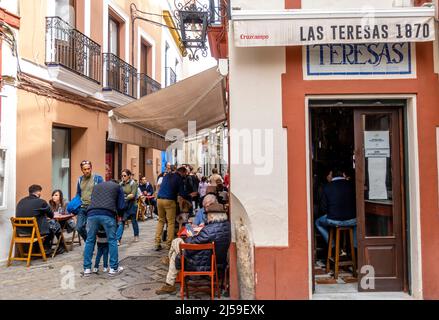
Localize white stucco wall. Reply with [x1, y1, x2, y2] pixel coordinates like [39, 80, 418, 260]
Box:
[231, 0, 285, 10]
[0, 36, 18, 263]
[301, 0, 413, 9]
[229, 0, 288, 247]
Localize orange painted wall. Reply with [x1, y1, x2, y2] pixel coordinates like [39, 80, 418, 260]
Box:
[249, 0, 439, 300]
[16, 89, 107, 202]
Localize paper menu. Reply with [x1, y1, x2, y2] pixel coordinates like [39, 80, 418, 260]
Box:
[368, 157, 388, 200]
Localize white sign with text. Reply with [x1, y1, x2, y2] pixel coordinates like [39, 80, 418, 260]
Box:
[305, 42, 414, 79]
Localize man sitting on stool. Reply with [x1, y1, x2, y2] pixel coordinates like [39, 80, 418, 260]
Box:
[315, 167, 357, 249]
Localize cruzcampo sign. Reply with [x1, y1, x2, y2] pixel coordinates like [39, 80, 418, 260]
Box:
[233, 12, 435, 47]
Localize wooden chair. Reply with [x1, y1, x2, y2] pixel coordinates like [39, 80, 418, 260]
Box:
[136, 197, 146, 222]
[326, 226, 357, 279]
[179, 242, 220, 300]
[70, 229, 82, 246]
[8, 217, 47, 267]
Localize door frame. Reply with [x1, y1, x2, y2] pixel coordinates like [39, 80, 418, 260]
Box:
[305, 94, 423, 299]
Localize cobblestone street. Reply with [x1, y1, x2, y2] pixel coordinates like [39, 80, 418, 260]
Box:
[0, 219, 223, 300]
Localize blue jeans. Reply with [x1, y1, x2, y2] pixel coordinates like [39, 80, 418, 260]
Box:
[116, 212, 139, 241]
[315, 215, 357, 248]
[76, 207, 88, 241]
[94, 243, 109, 269]
[83, 215, 118, 270]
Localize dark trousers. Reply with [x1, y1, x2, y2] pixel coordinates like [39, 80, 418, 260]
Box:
[76, 206, 88, 241]
[94, 243, 109, 269]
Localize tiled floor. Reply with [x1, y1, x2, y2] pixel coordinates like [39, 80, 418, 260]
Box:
[313, 260, 414, 300]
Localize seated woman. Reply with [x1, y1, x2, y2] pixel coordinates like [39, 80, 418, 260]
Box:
[49, 189, 76, 233]
[156, 202, 231, 295]
[193, 194, 218, 227]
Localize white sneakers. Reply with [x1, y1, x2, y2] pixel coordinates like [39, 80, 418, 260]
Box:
[82, 269, 92, 277]
[108, 266, 124, 276]
[83, 267, 119, 276]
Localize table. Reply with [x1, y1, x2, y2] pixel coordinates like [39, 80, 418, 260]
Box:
[52, 213, 74, 258]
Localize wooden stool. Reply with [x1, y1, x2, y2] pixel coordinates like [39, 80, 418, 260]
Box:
[326, 226, 357, 279]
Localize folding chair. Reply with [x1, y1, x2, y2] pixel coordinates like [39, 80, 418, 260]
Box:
[179, 242, 220, 300]
[8, 217, 47, 267]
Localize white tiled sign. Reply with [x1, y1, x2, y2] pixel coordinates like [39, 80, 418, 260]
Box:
[304, 42, 415, 79]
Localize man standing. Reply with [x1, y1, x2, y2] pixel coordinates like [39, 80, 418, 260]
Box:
[75, 160, 104, 242]
[83, 180, 125, 276]
[16, 185, 58, 253]
[116, 169, 139, 244]
[315, 168, 357, 247]
[154, 166, 188, 251]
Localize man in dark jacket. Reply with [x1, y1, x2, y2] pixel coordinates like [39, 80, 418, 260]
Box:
[82, 180, 125, 277]
[156, 203, 231, 295]
[16, 185, 57, 252]
[154, 166, 189, 251]
[315, 168, 357, 247]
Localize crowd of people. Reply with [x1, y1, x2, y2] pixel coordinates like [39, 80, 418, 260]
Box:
[14, 159, 231, 290]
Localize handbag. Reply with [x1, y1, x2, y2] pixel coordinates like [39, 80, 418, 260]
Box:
[67, 194, 82, 214]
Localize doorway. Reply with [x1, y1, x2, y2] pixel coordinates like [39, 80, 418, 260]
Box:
[52, 127, 71, 199]
[310, 100, 408, 294]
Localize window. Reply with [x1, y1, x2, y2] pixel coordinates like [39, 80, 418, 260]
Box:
[55, 0, 76, 26]
[108, 15, 120, 55]
[165, 41, 169, 87]
[52, 127, 71, 200]
[140, 42, 152, 76]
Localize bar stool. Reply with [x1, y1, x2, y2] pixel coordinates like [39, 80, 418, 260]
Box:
[326, 226, 357, 279]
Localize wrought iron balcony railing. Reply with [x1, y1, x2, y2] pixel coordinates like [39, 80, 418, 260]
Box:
[45, 16, 101, 83]
[139, 73, 161, 98]
[103, 53, 138, 99]
[169, 68, 177, 86]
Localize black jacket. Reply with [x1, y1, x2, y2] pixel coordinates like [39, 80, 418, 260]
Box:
[16, 195, 53, 235]
[176, 218, 231, 272]
[321, 179, 356, 221]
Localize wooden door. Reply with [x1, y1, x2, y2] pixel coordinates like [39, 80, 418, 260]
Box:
[354, 109, 406, 292]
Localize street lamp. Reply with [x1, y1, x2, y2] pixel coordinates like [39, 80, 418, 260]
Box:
[130, 1, 229, 62]
[173, 0, 209, 61]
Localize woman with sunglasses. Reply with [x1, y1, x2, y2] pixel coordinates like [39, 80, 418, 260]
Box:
[116, 169, 139, 245]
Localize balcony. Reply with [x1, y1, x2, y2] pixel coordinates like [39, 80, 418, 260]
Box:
[101, 53, 137, 105]
[45, 16, 102, 96]
[139, 73, 161, 98]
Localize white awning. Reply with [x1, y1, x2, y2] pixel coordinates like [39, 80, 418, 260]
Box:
[108, 67, 226, 150]
[233, 7, 436, 47]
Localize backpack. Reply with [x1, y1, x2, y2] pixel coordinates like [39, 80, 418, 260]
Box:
[68, 174, 102, 214]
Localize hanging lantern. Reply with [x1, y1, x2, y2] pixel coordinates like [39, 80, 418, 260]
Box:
[174, 0, 210, 61]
